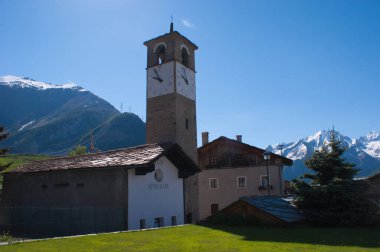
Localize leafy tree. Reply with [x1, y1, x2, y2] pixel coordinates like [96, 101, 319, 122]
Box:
[68, 145, 87, 157]
[293, 129, 379, 226]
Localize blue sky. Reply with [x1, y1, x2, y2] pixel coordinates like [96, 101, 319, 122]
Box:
[1, 0, 379, 148]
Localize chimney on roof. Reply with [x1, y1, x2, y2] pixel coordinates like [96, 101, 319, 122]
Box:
[202, 132, 209, 146]
[236, 135, 242, 142]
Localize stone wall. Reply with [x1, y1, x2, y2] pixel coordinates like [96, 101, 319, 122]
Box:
[0, 168, 128, 236]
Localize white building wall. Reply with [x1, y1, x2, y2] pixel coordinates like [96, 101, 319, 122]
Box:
[128, 156, 184, 230]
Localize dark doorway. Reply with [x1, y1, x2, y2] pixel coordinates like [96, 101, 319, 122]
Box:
[211, 203, 219, 215]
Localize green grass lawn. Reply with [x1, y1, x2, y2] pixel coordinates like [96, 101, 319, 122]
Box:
[0, 225, 379, 252]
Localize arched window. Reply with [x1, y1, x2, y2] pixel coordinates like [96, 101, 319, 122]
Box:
[181, 46, 190, 67]
[154, 44, 166, 65]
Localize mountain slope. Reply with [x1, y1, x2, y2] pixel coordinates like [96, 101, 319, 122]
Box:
[0, 76, 145, 154]
[267, 130, 380, 180]
[93, 112, 146, 151]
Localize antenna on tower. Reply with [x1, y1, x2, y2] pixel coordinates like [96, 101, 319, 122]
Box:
[170, 15, 174, 32]
[120, 103, 123, 113]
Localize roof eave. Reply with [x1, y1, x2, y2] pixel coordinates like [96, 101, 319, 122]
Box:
[143, 31, 198, 50]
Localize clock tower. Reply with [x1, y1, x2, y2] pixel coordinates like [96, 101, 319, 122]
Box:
[144, 23, 198, 162]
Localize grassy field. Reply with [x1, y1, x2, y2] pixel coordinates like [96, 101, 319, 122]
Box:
[0, 225, 379, 252]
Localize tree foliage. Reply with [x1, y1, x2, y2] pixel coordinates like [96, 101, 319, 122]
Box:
[303, 130, 358, 184]
[293, 129, 379, 226]
[0, 126, 11, 172]
[0, 126, 8, 155]
[68, 145, 87, 157]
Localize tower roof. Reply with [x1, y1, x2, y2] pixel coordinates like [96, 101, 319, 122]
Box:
[143, 30, 198, 50]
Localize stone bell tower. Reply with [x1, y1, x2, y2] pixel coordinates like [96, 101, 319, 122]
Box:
[144, 23, 199, 222]
[144, 23, 198, 162]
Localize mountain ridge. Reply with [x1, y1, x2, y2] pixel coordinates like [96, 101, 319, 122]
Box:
[267, 130, 380, 179]
[0, 75, 145, 155]
[0, 75, 86, 91]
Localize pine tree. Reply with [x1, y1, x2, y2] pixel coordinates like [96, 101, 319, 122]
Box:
[293, 129, 379, 226]
[303, 130, 358, 185]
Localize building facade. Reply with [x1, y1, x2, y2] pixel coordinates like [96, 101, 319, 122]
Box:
[0, 144, 198, 236]
[197, 134, 293, 220]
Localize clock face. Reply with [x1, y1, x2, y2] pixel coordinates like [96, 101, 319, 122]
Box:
[147, 62, 174, 98]
[175, 62, 195, 100]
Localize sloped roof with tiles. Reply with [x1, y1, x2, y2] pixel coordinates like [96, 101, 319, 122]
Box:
[241, 196, 305, 223]
[9, 143, 199, 177]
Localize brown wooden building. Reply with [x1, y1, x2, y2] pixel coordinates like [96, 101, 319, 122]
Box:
[216, 196, 304, 225]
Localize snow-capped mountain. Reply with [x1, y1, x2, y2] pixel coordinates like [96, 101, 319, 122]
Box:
[267, 130, 380, 179]
[0, 75, 86, 91]
[0, 75, 145, 154]
[359, 131, 380, 159]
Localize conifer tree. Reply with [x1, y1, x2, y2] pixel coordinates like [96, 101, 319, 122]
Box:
[303, 130, 358, 185]
[293, 129, 379, 226]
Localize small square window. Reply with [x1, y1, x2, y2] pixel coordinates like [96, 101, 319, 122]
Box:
[154, 217, 164, 228]
[55, 183, 69, 188]
[186, 213, 193, 224]
[209, 156, 217, 167]
[261, 175, 269, 187]
[211, 203, 219, 215]
[171, 216, 177, 226]
[237, 176, 247, 188]
[209, 178, 218, 189]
